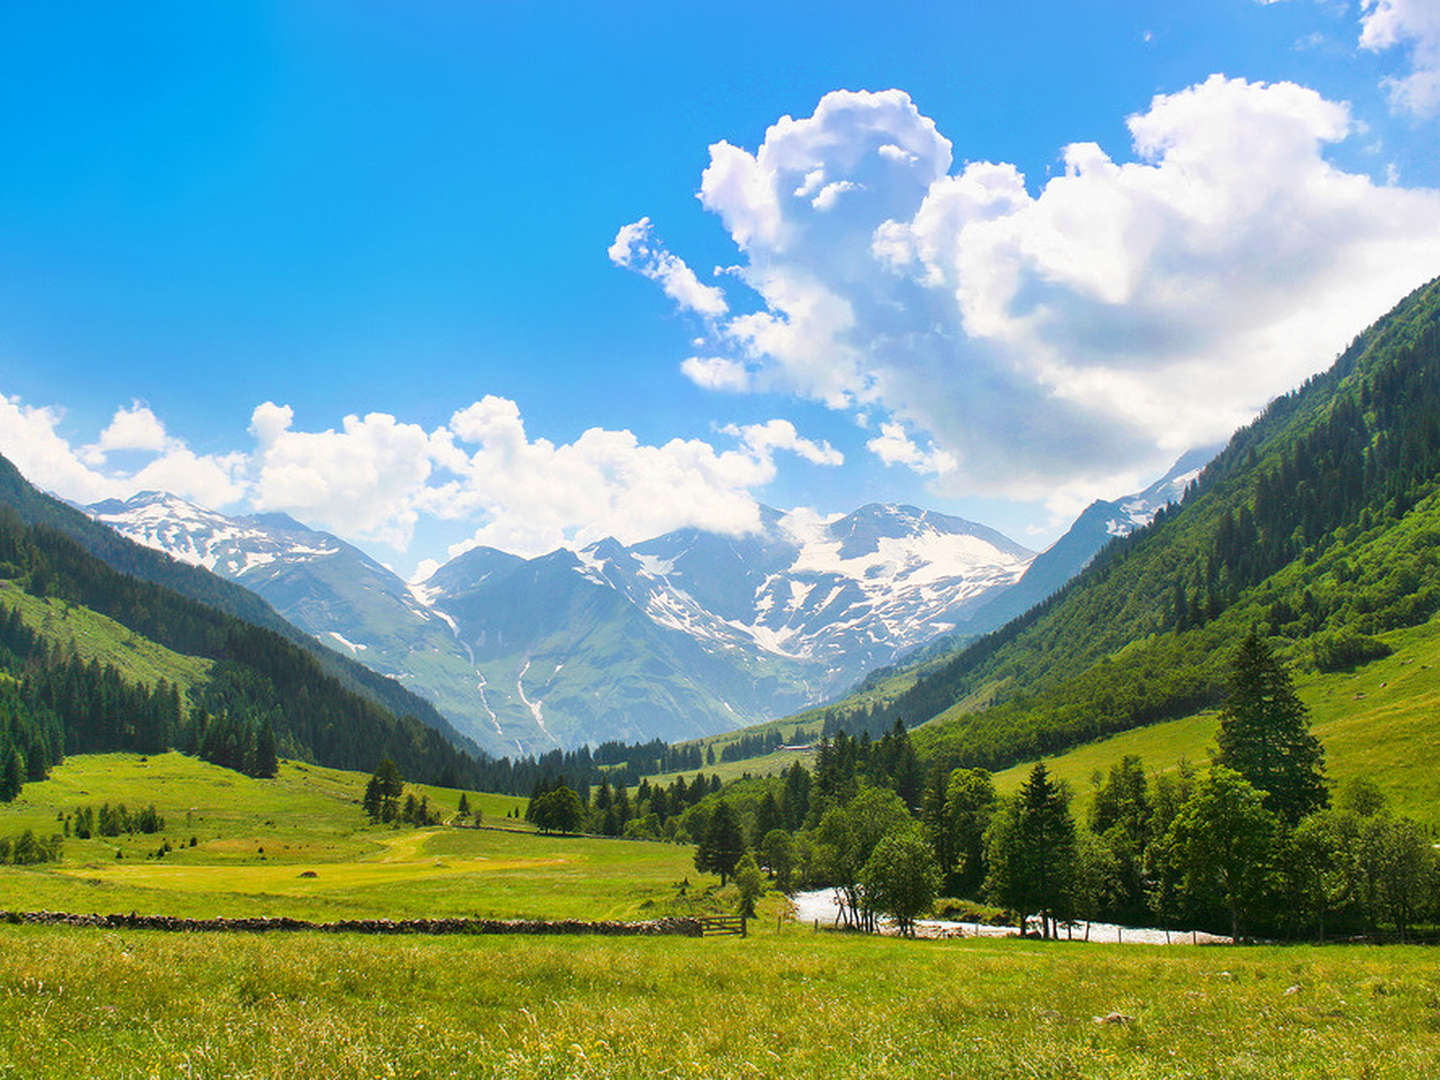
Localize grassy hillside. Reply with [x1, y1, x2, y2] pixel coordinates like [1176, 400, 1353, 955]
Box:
[0, 752, 740, 921]
[0, 580, 212, 695]
[1, 926, 1437, 1078]
[992, 613, 1440, 827]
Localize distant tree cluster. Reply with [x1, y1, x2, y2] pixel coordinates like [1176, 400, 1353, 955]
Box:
[0, 829, 61, 865]
[362, 758, 443, 826]
[522, 770, 726, 841]
[717, 729, 794, 764]
[68, 803, 165, 839]
[466, 738, 709, 802]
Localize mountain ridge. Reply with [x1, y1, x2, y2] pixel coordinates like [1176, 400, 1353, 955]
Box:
[90, 494, 1044, 752]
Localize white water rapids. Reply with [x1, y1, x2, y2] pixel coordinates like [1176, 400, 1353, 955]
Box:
[788, 889, 1233, 944]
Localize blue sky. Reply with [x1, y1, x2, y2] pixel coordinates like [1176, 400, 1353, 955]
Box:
[2, 1, 1438, 574]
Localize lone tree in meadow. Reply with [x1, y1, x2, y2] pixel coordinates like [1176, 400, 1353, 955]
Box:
[530, 785, 584, 834]
[1216, 632, 1327, 824]
[694, 801, 746, 885]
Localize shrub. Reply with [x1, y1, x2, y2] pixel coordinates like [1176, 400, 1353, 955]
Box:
[1310, 628, 1393, 672]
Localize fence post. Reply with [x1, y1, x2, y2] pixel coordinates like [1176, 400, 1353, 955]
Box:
[741, 916, 747, 938]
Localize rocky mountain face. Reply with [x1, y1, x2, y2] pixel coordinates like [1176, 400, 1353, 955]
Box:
[89, 496, 1036, 754]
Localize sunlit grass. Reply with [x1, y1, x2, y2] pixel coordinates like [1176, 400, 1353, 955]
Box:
[1, 925, 1436, 1078]
[0, 753, 711, 921]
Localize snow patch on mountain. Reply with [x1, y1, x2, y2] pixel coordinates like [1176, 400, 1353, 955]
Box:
[327, 631, 367, 653]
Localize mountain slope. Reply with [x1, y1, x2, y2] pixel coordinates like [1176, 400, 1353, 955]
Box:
[411, 503, 1035, 748]
[0, 456, 469, 749]
[85, 492, 500, 745]
[0, 455, 484, 785]
[965, 446, 1220, 634]
[796, 276, 1440, 772]
[93, 495, 1038, 752]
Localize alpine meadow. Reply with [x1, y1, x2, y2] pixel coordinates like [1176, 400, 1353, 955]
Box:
[3, 3, 1440, 1077]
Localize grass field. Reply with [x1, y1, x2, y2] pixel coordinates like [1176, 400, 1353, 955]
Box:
[646, 744, 817, 786]
[1, 924, 1437, 1078]
[0, 753, 732, 922]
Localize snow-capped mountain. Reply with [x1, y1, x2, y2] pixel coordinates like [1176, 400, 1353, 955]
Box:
[963, 447, 1222, 632]
[88, 494, 1034, 755]
[86, 492, 491, 738]
[88, 451, 1207, 757]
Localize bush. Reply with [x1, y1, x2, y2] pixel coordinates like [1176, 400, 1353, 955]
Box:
[1309, 628, 1393, 672]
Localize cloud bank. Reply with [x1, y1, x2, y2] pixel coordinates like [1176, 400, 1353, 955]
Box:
[0, 392, 841, 561]
[618, 77, 1440, 502]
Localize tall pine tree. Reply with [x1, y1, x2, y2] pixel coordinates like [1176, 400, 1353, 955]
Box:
[1216, 632, 1327, 824]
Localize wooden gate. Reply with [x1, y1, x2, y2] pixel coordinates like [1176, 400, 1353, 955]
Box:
[695, 915, 747, 937]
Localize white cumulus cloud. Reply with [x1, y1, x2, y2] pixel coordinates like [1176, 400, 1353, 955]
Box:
[680, 355, 753, 392]
[608, 217, 729, 317]
[0, 394, 246, 507]
[866, 422, 956, 475]
[88, 402, 171, 458]
[432, 397, 842, 557]
[1, 388, 840, 564]
[247, 404, 437, 550]
[1361, 0, 1440, 117]
[626, 79, 1440, 501]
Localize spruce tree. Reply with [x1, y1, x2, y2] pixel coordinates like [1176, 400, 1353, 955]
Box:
[695, 801, 746, 885]
[1216, 632, 1327, 824]
[751, 791, 782, 849]
[251, 722, 279, 779]
[1, 747, 24, 802]
[985, 763, 1076, 938]
[362, 775, 383, 821]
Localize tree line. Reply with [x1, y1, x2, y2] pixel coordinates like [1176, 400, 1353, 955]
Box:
[522, 770, 726, 838]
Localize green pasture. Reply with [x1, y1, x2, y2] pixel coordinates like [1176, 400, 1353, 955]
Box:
[0, 753, 728, 922]
[1, 924, 1437, 1078]
[646, 744, 817, 786]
